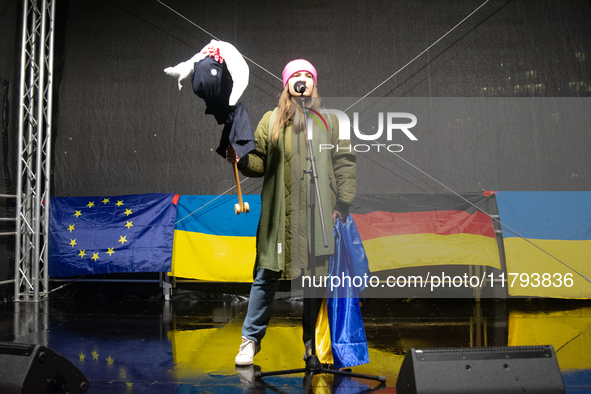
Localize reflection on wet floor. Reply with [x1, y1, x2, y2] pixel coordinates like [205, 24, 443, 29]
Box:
[0, 296, 590, 393]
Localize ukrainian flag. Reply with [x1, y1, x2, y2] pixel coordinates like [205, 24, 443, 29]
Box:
[496, 191, 591, 298]
[171, 195, 260, 281]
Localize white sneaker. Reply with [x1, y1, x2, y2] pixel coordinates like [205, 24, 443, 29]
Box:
[235, 336, 260, 366]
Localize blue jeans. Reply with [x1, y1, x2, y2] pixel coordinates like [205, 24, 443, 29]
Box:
[241, 268, 281, 344]
[242, 267, 325, 348]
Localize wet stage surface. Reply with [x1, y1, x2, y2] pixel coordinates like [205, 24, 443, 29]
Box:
[1, 293, 590, 393]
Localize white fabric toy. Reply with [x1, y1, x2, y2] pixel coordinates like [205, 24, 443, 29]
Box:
[164, 39, 249, 106]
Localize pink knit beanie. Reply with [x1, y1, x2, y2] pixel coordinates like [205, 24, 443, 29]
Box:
[282, 59, 317, 87]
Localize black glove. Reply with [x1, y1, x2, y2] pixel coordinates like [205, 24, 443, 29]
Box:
[334, 200, 350, 218]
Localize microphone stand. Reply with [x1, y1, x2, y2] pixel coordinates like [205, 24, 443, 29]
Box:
[255, 90, 386, 392]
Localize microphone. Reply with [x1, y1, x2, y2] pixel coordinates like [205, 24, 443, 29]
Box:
[294, 81, 306, 94]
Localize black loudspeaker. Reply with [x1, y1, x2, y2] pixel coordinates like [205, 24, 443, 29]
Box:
[0, 342, 89, 394]
[396, 345, 565, 394]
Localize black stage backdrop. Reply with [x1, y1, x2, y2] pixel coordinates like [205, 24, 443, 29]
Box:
[1, 0, 19, 291]
[20, 0, 591, 197]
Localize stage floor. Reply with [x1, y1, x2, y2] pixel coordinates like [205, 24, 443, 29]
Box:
[0, 294, 590, 393]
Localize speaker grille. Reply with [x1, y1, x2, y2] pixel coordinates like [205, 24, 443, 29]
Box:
[414, 345, 554, 361]
[0, 342, 36, 357]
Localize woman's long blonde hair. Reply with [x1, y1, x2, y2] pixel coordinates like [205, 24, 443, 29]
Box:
[270, 84, 321, 142]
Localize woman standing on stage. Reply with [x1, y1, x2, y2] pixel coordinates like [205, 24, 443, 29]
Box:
[227, 59, 356, 366]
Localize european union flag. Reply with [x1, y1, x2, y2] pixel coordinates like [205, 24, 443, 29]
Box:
[49, 193, 179, 277]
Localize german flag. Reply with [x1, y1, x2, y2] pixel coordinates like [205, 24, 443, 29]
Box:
[350, 193, 501, 272]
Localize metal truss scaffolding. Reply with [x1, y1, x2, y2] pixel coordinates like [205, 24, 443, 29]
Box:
[15, 0, 56, 302]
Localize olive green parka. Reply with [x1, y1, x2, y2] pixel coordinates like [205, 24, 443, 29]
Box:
[238, 109, 356, 279]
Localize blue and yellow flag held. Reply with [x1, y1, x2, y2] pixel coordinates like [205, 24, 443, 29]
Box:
[316, 215, 370, 369]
